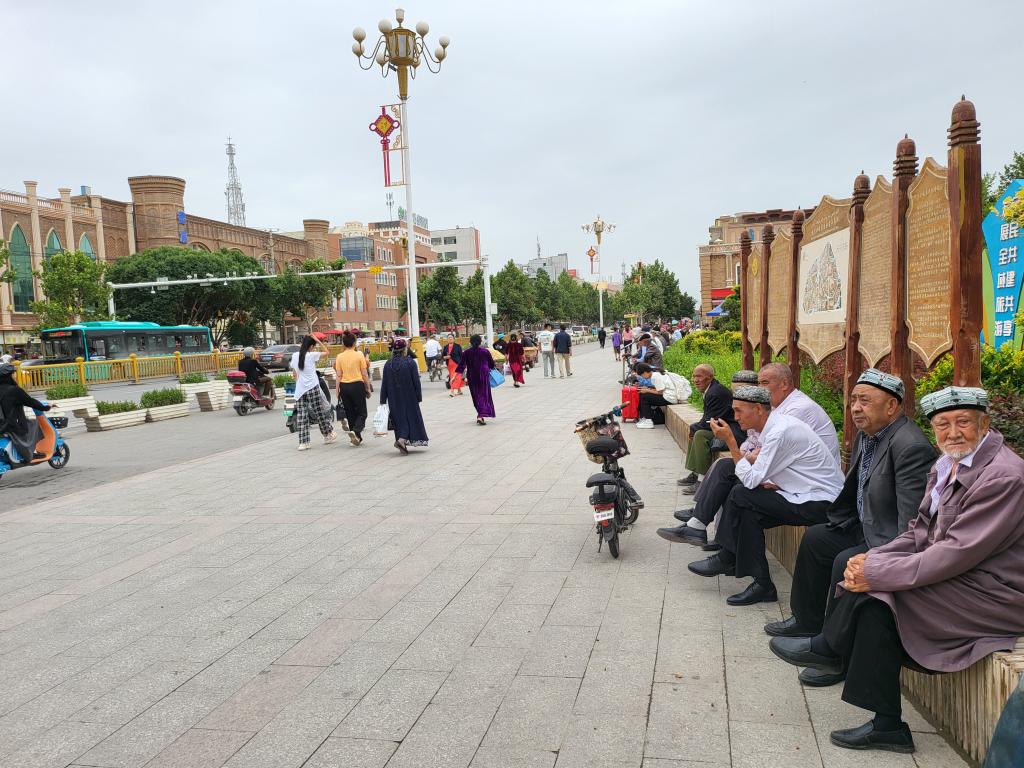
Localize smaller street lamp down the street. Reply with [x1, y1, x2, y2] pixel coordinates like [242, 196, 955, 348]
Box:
[582, 215, 616, 327]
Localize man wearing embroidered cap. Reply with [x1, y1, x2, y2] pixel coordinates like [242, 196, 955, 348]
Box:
[770, 385, 1024, 753]
[685, 385, 845, 606]
[763, 368, 935, 688]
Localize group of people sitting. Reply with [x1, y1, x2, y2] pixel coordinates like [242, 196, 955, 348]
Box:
[653, 362, 1024, 754]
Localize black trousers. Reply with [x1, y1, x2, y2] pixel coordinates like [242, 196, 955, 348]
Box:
[639, 392, 670, 421]
[824, 593, 919, 719]
[691, 458, 738, 526]
[790, 523, 868, 633]
[714, 486, 831, 584]
[338, 381, 368, 437]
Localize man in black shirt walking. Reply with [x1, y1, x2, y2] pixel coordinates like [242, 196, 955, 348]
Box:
[554, 324, 573, 378]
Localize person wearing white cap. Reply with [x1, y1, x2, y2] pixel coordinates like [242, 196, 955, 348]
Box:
[770, 385, 1024, 754]
[763, 368, 935, 688]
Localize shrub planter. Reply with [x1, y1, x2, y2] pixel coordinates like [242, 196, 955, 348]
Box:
[179, 382, 211, 403]
[84, 410, 147, 432]
[48, 395, 99, 419]
[370, 361, 386, 381]
[145, 403, 191, 422]
[196, 384, 231, 412]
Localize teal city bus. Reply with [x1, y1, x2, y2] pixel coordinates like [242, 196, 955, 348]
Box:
[39, 322, 213, 362]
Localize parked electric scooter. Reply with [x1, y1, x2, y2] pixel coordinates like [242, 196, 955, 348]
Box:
[0, 404, 70, 480]
[226, 371, 276, 416]
[575, 403, 644, 558]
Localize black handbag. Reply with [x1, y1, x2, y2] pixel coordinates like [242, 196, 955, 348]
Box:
[335, 401, 347, 423]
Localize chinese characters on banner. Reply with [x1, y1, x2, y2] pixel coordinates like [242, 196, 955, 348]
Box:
[982, 179, 1024, 350]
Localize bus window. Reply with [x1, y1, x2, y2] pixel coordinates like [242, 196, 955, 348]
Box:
[149, 334, 173, 353]
[94, 333, 126, 359]
[87, 337, 107, 360]
[126, 333, 148, 355]
[182, 333, 206, 353]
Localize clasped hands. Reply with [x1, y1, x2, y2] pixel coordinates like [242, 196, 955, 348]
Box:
[842, 553, 871, 592]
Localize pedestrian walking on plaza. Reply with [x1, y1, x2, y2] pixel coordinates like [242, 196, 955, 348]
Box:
[380, 339, 428, 454]
[334, 332, 371, 445]
[457, 334, 497, 425]
[554, 324, 573, 378]
[538, 323, 556, 378]
[611, 327, 622, 361]
[505, 333, 526, 388]
[290, 335, 337, 451]
[443, 335, 465, 397]
[597, 327, 607, 349]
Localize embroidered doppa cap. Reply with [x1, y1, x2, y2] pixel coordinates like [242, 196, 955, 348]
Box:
[392, 338, 407, 350]
[856, 368, 905, 402]
[920, 386, 989, 419]
[731, 370, 759, 384]
[732, 385, 771, 405]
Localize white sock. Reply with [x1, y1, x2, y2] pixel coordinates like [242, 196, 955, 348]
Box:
[697, 474, 704, 481]
[687, 518, 707, 531]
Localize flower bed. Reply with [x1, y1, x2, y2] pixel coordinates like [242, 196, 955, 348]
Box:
[84, 400, 145, 432]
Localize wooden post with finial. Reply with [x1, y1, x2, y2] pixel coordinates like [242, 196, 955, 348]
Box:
[842, 172, 871, 465]
[759, 224, 774, 369]
[948, 96, 983, 387]
[786, 209, 805, 388]
[891, 134, 918, 417]
[739, 229, 754, 370]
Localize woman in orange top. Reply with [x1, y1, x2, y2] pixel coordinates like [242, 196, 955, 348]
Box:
[443, 335, 465, 397]
[334, 332, 371, 445]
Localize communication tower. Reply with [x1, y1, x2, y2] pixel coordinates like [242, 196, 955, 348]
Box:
[225, 137, 247, 227]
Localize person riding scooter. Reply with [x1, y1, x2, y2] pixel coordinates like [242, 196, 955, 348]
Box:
[0, 362, 52, 463]
[238, 347, 274, 399]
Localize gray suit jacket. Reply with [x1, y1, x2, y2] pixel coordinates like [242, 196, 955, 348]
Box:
[825, 414, 936, 548]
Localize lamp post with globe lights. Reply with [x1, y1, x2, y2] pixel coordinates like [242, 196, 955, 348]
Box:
[352, 9, 449, 356]
[582, 215, 616, 327]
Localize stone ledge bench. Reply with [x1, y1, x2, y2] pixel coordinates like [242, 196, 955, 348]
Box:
[666, 402, 1022, 764]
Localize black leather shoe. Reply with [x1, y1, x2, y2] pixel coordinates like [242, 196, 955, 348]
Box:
[656, 525, 690, 544]
[687, 553, 735, 577]
[701, 542, 722, 552]
[677, 473, 698, 486]
[764, 616, 817, 638]
[726, 581, 778, 606]
[799, 667, 846, 687]
[768, 637, 843, 674]
[829, 721, 915, 753]
[667, 525, 707, 546]
[673, 509, 694, 523]
[680, 481, 701, 496]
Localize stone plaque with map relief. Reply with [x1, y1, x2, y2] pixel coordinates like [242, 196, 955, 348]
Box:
[746, 244, 763, 354]
[906, 158, 952, 366]
[797, 196, 851, 363]
[857, 177, 893, 365]
[766, 231, 792, 355]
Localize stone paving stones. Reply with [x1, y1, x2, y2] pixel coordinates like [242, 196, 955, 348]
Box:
[0, 346, 970, 768]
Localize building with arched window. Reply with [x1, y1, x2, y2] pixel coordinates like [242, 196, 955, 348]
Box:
[8, 224, 34, 313]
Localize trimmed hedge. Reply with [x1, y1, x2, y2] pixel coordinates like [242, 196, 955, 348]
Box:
[369, 351, 390, 362]
[272, 373, 292, 388]
[178, 373, 207, 384]
[96, 400, 141, 415]
[140, 388, 186, 409]
[45, 383, 89, 399]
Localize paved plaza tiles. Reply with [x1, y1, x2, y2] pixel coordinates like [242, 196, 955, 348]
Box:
[0, 345, 967, 768]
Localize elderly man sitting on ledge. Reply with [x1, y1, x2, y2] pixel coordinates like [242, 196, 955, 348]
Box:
[770, 386, 1024, 754]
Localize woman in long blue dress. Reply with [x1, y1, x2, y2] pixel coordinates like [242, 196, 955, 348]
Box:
[380, 339, 428, 454]
[456, 334, 497, 425]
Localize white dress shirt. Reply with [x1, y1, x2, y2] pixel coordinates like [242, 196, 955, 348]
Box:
[774, 388, 841, 465]
[424, 339, 442, 357]
[734, 413, 844, 504]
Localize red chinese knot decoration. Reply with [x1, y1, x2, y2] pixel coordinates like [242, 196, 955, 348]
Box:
[369, 107, 401, 186]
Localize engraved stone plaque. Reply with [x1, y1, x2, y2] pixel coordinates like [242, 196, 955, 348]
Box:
[858, 177, 893, 365]
[798, 196, 851, 363]
[746, 244, 763, 354]
[906, 158, 952, 366]
[767, 230, 792, 355]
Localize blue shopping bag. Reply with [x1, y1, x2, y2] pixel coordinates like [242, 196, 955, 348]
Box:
[488, 368, 505, 388]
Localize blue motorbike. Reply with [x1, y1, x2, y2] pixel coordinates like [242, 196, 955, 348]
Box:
[0, 405, 71, 480]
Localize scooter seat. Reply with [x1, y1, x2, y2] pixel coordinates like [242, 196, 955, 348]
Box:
[586, 436, 621, 456]
[586, 472, 617, 488]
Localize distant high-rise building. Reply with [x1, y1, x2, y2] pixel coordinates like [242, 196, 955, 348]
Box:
[430, 225, 481, 280]
[524, 252, 568, 279]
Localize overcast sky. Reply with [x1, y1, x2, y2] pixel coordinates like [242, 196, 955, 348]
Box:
[7, 1, 1023, 302]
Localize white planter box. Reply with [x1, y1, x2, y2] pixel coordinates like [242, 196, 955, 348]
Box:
[145, 402, 191, 422]
[196, 383, 231, 412]
[48, 395, 99, 419]
[179, 382, 211, 403]
[370, 361, 385, 381]
[84, 410, 147, 432]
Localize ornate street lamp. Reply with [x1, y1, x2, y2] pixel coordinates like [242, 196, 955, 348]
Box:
[352, 9, 450, 351]
[582, 215, 616, 327]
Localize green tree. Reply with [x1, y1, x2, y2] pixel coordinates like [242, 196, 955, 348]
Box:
[995, 151, 1024, 200]
[533, 268, 560, 320]
[712, 286, 741, 331]
[554, 272, 579, 322]
[460, 268, 486, 330]
[638, 260, 687, 321]
[982, 172, 999, 216]
[30, 250, 110, 331]
[0, 240, 14, 292]
[270, 257, 349, 333]
[421, 266, 463, 328]
[491, 260, 538, 328]
[679, 291, 696, 320]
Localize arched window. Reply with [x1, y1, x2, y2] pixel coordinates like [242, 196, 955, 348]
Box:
[45, 229, 63, 260]
[191, 242, 211, 252]
[80, 233, 95, 259]
[9, 225, 34, 312]
[259, 253, 274, 273]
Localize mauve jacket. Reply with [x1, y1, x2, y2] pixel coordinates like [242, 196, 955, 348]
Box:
[863, 429, 1024, 672]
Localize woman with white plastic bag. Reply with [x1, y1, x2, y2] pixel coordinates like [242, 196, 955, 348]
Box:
[379, 339, 428, 454]
[290, 335, 337, 451]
